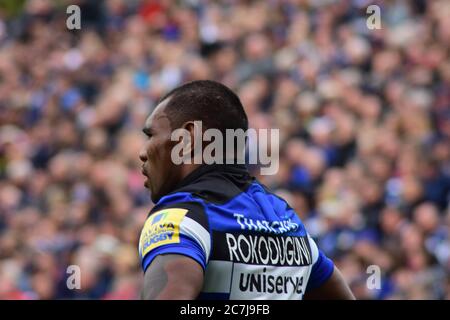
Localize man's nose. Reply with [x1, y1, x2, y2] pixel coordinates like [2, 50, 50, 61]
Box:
[139, 148, 148, 162]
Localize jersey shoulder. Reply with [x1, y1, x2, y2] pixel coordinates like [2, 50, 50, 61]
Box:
[139, 198, 211, 272]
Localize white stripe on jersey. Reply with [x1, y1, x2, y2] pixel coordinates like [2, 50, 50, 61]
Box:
[307, 234, 320, 266]
[180, 216, 211, 262]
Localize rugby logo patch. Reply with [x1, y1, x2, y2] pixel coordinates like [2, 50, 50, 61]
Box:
[139, 208, 188, 257]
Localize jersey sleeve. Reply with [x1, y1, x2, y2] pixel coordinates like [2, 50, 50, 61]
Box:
[305, 234, 335, 291]
[139, 200, 211, 273]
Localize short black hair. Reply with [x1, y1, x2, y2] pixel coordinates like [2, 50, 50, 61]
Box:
[159, 80, 248, 134]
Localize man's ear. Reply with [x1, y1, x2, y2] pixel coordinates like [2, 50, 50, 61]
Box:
[181, 121, 203, 162]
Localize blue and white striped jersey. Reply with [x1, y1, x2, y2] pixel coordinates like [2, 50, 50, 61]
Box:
[139, 164, 334, 300]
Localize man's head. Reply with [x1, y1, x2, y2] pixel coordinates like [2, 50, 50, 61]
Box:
[139, 80, 248, 203]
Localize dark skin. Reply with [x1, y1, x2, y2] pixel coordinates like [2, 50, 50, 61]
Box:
[141, 255, 204, 300]
[303, 266, 355, 300]
[139, 98, 204, 300]
[139, 98, 198, 204]
[139, 98, 355, 300]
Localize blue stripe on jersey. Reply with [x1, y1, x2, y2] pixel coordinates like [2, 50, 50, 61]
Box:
[306, 250, 335, 291]
[142, 236, 207, 272]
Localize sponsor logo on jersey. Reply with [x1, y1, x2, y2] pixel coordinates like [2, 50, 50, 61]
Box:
[139, 208, 188, 257]
[238, 267, 304, 295]
[233, 213, 299, 234]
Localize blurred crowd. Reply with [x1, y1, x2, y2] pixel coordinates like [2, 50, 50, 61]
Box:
[0, 0, 449, 299]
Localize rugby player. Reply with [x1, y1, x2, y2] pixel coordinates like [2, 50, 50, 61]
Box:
[138, 80, 355, 300]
